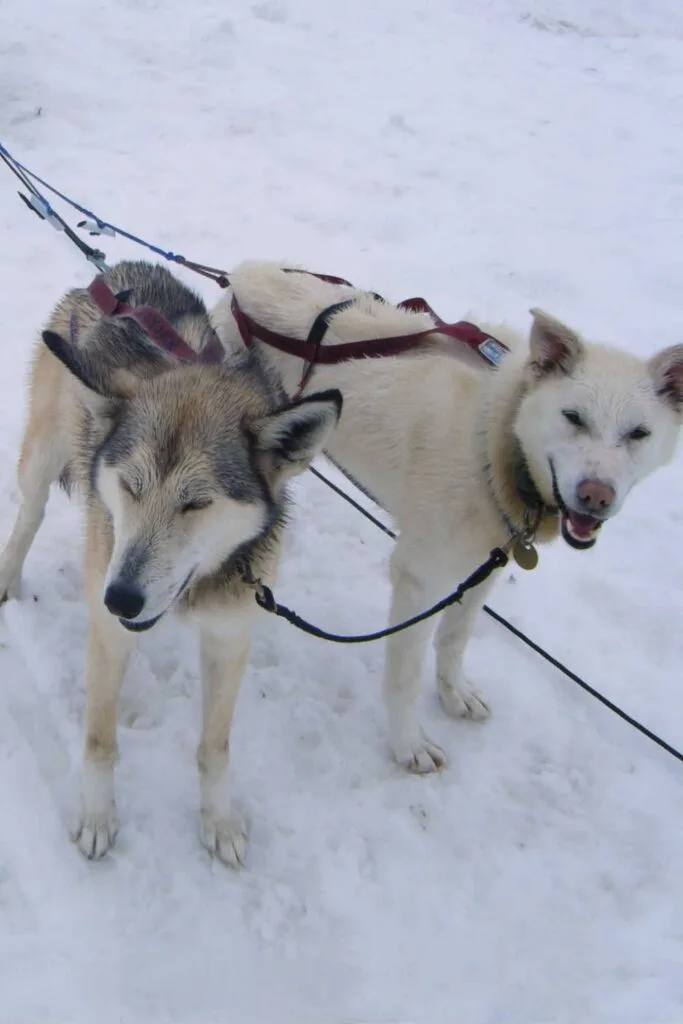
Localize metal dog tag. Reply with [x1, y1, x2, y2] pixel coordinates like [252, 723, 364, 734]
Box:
[512, 539, 539, 571]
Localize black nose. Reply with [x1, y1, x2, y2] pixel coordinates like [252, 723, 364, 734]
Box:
[104, 580, 145, 620]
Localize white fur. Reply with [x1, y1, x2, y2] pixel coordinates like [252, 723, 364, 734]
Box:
[211, 261, 683, 773]
[74, 759, 119, 859]
[516, 345, 681, 518]
[97, 463, 267, 625]
[193, 606, 256, 867]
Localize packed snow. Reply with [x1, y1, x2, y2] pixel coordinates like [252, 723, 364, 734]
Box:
[1, 0, 683, 1020]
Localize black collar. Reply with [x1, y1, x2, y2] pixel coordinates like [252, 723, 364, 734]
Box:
[508, 452, 559, 539]
[514, 456, 547, 513]
[482, 432, 559, 541]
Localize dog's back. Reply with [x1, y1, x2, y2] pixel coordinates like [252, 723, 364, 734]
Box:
[51, 260, 217, 356]
[25, 262, 218, 501]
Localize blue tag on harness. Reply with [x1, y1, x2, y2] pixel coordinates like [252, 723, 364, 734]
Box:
[478, 336, 507, 366]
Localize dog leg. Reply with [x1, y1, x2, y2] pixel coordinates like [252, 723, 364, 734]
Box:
[383, 547, 447, 774]
[196, 605, 255, 868]
[73, 518, 134, 859]
[434, 584, 494, 720]
[0, 382, 68, 602]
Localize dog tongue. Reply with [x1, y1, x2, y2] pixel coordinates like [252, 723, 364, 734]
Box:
[566, 510, 599, 539]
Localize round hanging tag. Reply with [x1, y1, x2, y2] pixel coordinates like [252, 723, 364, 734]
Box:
[512, 539, 539, 571]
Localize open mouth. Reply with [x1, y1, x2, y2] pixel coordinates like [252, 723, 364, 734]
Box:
[120, 614, 162, 633]
[561, 511, 604, 550]
[549, 460, 604, 551]
[117, 567, 196, 633]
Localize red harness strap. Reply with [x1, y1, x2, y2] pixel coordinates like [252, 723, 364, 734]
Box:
[397, 296, 510, 367]
[230, 271, 510, 374]
[86, 267, 509, 379]
[87, 275, 225, 365]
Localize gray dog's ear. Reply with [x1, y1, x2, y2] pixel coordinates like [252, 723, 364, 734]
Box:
[528, 308, 585, 378]
[42, 318, 175, 420]
[648, 343, 683, 415]
[247, 389, 343, 493]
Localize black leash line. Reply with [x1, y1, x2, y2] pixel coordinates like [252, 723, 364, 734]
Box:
[481, 606, 683, 763]
[306, 465, 683, 764]
[309, 465, 397, 539]
[251, 546, 509, 644]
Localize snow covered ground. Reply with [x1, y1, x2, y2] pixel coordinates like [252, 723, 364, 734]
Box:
[1, 0, 683, 1020]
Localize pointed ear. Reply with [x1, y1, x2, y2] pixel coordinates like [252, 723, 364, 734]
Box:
[249, 389, 343, 492]
[648, 343, 683, 414]
[528, 308, 585, 378]
[42, 317, 174, 420]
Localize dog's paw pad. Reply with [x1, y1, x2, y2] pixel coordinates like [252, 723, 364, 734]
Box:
[438, 681, 490, 721]
[394, 737, 447, 774]
[200, 808, 249, 868]
[71, 810, 119, 860]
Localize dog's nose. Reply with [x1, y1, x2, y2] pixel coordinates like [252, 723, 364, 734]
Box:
[576, 479, 615, 514]
[104, 580, 146, 620]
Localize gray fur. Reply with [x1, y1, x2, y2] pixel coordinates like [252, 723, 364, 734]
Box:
[0, 259, 343, 865]
[47, 259, 301, 597]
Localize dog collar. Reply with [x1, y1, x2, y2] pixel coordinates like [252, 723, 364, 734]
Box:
[514, 457, 552, 514]
[510, 452, 560, 539]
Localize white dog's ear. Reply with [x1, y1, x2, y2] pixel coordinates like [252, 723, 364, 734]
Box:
[528, 308, 585, 377]
[248, 389, 343, 492]
[648, 344, 683, 414]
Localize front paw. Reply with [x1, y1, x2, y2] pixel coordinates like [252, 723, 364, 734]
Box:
[72, 761, 118, 859]
[392, 733, 447, 774]
[72, 806, 119, 859]
[437, 676, 490, 720]
[199, 807, 249, 868]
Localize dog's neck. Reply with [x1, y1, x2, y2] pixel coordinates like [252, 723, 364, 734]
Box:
[482, 375, 561, 544]
[513, 450, 549, 514]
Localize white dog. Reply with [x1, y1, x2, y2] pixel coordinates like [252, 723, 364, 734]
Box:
[212, 263, 683, 772]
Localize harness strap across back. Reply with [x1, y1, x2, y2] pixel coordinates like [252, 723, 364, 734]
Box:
[87, 275, 225, 365]
[86, 267, 510, 379]
[231, 272, 510, 371]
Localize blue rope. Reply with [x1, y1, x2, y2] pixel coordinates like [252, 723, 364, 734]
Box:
[0, 139, 185, 264]
[0, 140, 110, 271]
[0, 140, 61, 220]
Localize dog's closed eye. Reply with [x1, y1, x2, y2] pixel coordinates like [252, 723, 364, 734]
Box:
[180, 498, 214, 514]
[625, 425, 650, 442]
[120, 479, 142, 501]
[562, 409, 586, 430]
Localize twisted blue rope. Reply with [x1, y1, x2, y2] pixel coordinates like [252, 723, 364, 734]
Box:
[0, 139, 185, 264]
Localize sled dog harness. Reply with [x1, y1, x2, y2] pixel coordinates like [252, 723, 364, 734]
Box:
[229, 268, 511, 395]
[85, 269, 510, 392]
[86, 274, 225, 365]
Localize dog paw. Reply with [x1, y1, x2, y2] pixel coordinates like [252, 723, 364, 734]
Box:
[71, 808, 119, 860]
[438, 678, 490, 721]
[393, 735, 447, 774]
[200, 807, 249, 868]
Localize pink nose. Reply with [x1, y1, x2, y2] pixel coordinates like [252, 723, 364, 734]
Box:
[576, 479, 615, 514]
